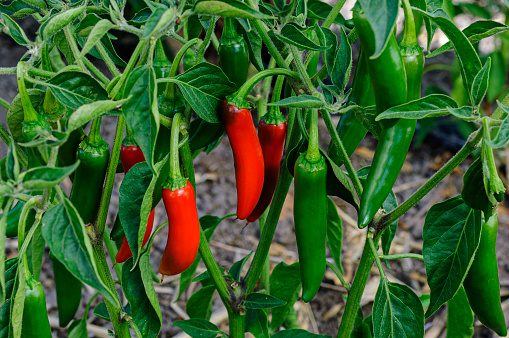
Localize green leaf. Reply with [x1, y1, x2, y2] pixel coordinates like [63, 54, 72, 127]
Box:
[376, 94, 459, 120]
[272, 329, 332, 338]
[68, 319, 88, 338]
[42, 7, 85, 40]
[193, 0, 275, 19]
[446, 286, 474, 338]
[470, 57, 490, 107]
[487, 50, 506, 102]
[239, 22, 263, 71]
[159, 63, 236, 123]
[1, 13, 31, 45]
[123, 66, 159, 173]
[275, 23, 328, 51]
[461, 158, 492, 218]
[326, 197, 344, 274]
[0, 258, 18, 337]
[173, 319, 223, 338]
[122, 256, 162, 338]
[230, 252, 253, 281]
[245, 308, 269, 338]
[79, 19, 115, 58]
[41, 199, 118, 305]
[372, 281, 425, 338]
[245, 293, 286, 309]
[267, 95, 325, 109]
[414, 9, 482, 105]
[488, 102, 509, 148]
[330, 27, 352, 92]
[46, 71, 109, 110]
[358, 0, 399, 58]
[68, 98, 130, 132]
[318, 27, 338, 77]
[0, 1, 40, 19]
[21, 162, 79, 190]
[143, 7, 175, 38]
[186, 286, 215, 320]
[269, 262, 301, 330]
[423, 196, 482, 317]
[427, 20, 509, 58]
[307, 0, 345, 25]
[93, 302, 111, 321]
[446, 106, 478, 121]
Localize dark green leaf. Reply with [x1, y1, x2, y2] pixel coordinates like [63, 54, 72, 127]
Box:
[446, 286, 474, 338]
[423, 196, 482, 317]
[193, 0, 275, 19]
[173, 319, 223, 338]
[0, 258, 18, 337]
[318, 27, 337, 78]
[276, 23, 328, 51]
[461, 158, 492, 218]
[0, 0, 40, 18]
[41, 200, 117, 305]
[269, 262, 301, 330]
[373, 281, 425, 337]
[122, 257, 162, 338]
[46, 71, 109, 110]
[93, 302, 111, 321]
[427, 20, 509, 58]
[308, 0, 345, 25]
[186, 286, 215, 320]
[272, 329, 332, 338]
[488, 102, 509, 148]
[230, 252, 253, 281]
[1, 13, 31, 45]
[330, 27, 351, 92]
[245, 293, 286, 309]
[245, 308, 269, 338]
[68, 319, 88, 338]
[22, 162, 79, 190]
[358, 0, 399, 58]
[326, 197, 344, 274]
[470, 58, 490, 107]
[123, 66, 159, 173]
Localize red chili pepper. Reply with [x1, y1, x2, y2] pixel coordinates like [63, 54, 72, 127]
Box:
[246, 119, 287, 222]
[159, 181, 201, 276]
[220, 100, 264, 220]
[115, 144, 155, 264]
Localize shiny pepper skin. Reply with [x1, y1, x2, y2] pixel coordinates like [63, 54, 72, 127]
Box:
[21, 275, 52, 338]
[159, 181, 200, 276]
[220, 100, 264, 220]
[115, 145, 155, 264]
[246, 119, 287, 222]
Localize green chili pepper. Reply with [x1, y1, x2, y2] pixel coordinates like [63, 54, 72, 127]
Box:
[354, 3, 419, 228]
[50, 251, 82, 327]
[219, 17, 250, 88]
[21, 274, 52, 337]
[463, 214, 507, 337]
[293, 110, 327, 302]
[327, 48, 375, 166]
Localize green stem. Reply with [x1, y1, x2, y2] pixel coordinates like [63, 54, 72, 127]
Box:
[228, 311, 246, 338]
[64, 25, 86, 70]
[379, 253, 424, 261]
[103, 228, 123, 281]
[88, 117, 103, 146]
[400, 0, 418, 47]
[258, 210, 270, 292]
[337, 236, 375, 337]
[290, 45, 315, 93]
[180, 132, 196, 190]
[244, 105, 301, 293]
[83, 57, 110, 84]
[250, 19, 289, 70]
[198, 228, 232, 309]
[305, 109, 320, 162]
[164, 38, 200, 100]
[222, 17, 237, 39]
[380, 129, 482, 230]
[198, 16, 218, 61]
[325, 261, 350, 291]
[110, 39, 147, 100]
[321, 108, 363, 197]
[368, 234, 386, 280]
[18, 197, 38, 276]
[169, 113, 182, 180]
[0, 97, 9, 109]
[95, 115, 126, 236]
[96, 42, 121, 77]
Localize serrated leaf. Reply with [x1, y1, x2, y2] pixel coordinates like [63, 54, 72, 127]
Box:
[423, 196, 482, 317]
[376, 94, 459, 120]
[22, 162, 79, 190]
[373, 281, 424, 338]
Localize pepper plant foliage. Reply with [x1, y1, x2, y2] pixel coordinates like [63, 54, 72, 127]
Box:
[1, 0, 509, 336]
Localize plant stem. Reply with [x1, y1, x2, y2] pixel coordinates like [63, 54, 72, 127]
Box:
[306, 109, 320, 161]
[244, 107, 301, 293]
[198, 16, 218, 61]
[379, 129, 482, 230]
[164, 38, 199, 100]
[96, 42, 121, 77]
[379, 253, 424, 261]
[337, 236, 375, 337]
[110, 39, 147, 100]
[250, 19, 288, 70]
[325, 261, 349, 290]
[64, 25, 86, 70]
[88, 117, 103, 146]
[180, 133, 196, 190]
[83, 57, 110, 84]
[95, 115, 126, 236]
[16, 62, 38, 123]
[258, 210, 270, 293]
[290, 45, 315, 92]
[169, 113, 182, 180]
[229, 310, 246, 338]
[321, 108, 363, 198]
[400, 0, 417, 47]
[198, 228, 232, 309]
[368, 235, 386, 280]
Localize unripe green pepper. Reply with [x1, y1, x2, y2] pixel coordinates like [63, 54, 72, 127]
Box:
[219, 17, 250, 88]
[21, 275, 52, 337]
[463, 214, 507, 337]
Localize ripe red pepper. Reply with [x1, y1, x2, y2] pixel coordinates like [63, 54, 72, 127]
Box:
[220, 100, 264, 220]
[159, 181, 201, 276]
[115, 143, 155, 264]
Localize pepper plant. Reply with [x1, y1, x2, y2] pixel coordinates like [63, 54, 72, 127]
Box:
[1, 0, 509, 337]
